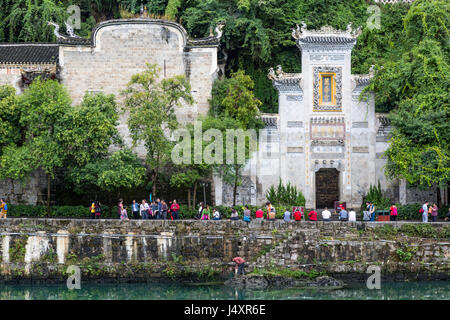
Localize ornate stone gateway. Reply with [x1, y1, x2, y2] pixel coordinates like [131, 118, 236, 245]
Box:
[315, 168, 339, 208]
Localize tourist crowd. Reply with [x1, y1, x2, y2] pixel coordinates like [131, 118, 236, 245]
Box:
[0, 197, 447, 222]
[86, 199, 449, 223]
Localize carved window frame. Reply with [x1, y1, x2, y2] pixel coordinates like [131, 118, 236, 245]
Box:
[313, 66, 342, 112]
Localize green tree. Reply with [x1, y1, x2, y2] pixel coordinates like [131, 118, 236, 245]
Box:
[367, 0, 449, 190]
[0, 79, 72, 215]
[66, 148, 147, 209]
[212, 70, 263, 130]
[208, 70, 262, 205]
[1, 0, 68, 42]
[121, 63, 193, 197]
[188, 116, 256, 206]
[170, 166, 202, 209]
[0, 85, 22, 153]
[58, 92, 122, 167]
[0, 81, 126, 214]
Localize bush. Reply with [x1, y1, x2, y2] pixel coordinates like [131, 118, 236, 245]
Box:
[8, 204, 111, 218]
[265, 178, 305, 208]
[396, 203, 422, 220]
[178, 205, 197, 219]
[438, 205, 450, 219]
[361, 181, 391, 210]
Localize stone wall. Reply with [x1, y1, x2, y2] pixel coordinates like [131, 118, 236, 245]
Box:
[0, 219, 448, 282]
[0, 170, 47, 205]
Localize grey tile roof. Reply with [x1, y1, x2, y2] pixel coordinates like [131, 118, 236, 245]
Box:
[0, 44, 59, 64]
[300, 36, 356, 44]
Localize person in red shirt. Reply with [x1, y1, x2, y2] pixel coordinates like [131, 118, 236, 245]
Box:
[232, 257, 246, 275]
[170, 200, 180, 220]
[308, 209, 318, 221]
[255, 208, 264, 220]
[293, 209, 302, 221]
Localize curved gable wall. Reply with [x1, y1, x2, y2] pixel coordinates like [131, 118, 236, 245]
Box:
[59, 20, 218, 156]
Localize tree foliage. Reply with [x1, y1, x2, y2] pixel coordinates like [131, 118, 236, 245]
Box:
[66, 148, 146, 195]
[0, 85, 22, 152]
[0, 81, 134, 211]
[367, 0, 449, 188]
[210, 69, 263, 130]
[121, 63, 193, 197]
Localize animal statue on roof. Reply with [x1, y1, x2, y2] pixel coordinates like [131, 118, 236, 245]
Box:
[47, 21, 67, 40]
[65, 22, 81, 38]
[215, 23, 225, 39]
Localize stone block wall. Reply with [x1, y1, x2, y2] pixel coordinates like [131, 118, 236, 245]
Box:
[0, 170, 47, 205]
[0, 219, 448, 282]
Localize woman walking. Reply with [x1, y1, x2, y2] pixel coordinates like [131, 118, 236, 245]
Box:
[390, 204, 398, 221]
[120, 206, 129, 220]
[431, 203, 439, 222]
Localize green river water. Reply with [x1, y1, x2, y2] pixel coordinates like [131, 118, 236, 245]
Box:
[0, 281, 448, 300]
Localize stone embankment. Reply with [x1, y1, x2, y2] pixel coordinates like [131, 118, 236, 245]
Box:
[0, 219, 448, 283]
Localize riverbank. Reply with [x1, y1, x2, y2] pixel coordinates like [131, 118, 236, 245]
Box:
[0, 219, 448, 283]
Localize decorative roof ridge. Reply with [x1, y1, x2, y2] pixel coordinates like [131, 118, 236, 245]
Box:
[267, 65, 301, 81]
[260, 113, 279, 118]
[52, 19, 224, 48]
[352, 66, 375, 86]
[0, 43, 59, 46]
[292, 22, 362, 41]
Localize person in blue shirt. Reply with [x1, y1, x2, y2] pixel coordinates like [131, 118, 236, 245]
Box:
[339, 208, 348, 221]
[131, 200, 140, 219]
[283, 208, 291, 222]
[156, 198, 162, 219]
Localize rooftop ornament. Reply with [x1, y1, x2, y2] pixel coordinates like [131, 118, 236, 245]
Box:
[292, 21, 362, 42]
[48, 21, 83, 41]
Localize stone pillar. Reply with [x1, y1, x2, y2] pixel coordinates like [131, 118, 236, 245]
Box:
[213, 174, 223, 206]
[399, 179, 407, 205]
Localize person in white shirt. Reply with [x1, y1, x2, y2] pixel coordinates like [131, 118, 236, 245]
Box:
[212, 209, 221, 220]
[348, 209, 356, 222]
[422, 202, 428, 222]
[140, 200, 150, 220]
[322, 207, 331, 221]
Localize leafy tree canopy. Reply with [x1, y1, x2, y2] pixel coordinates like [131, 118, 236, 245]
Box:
[367, 0, 449, 188]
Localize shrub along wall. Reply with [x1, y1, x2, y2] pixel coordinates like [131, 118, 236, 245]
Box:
[6, 203, 450, 220]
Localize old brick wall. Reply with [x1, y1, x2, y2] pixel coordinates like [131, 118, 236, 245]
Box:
[60, 21, 217, 157]
[0, 219, 448, 281]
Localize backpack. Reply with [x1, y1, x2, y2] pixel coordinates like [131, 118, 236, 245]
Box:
[419, 208, 424, 214]
[3, 203, 7, 211]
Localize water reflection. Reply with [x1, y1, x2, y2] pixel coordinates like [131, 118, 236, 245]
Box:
[0, 281, 448, 300]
